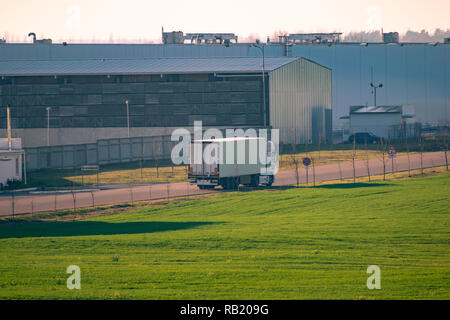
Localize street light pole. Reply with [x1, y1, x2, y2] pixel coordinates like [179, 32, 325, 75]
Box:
[45, 107, 51, 146]
[250, 43, 266, 128]
[370, 82, 383, 106]
[125, 100, 130, 137]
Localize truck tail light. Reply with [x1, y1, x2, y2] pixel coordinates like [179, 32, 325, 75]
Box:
[189, 167, 193, 175]
[214, 167, 218, 176]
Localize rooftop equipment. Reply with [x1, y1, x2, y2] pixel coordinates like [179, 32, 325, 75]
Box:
[279, 33, 342, 44]
[382, 32, 399, 44]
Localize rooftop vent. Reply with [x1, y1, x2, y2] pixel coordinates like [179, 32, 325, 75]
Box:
[28, 32, 52, 44]
[382, 32, 399, 44]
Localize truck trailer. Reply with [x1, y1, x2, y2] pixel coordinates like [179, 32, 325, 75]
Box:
[188, 137, 278, 189]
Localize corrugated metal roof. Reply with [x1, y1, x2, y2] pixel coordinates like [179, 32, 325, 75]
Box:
[349, 105, 402, 114]
[0, 42, 438, 61]
[0, 57, 299, 76]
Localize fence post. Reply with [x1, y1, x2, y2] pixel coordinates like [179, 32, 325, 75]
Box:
[311, 157, 316, 186]
[90, 191, 95, 209]
[167, 181, 170, 204]
[11, 190, 15, 219]
[391, 156, 395, 174]
[71, 190, 76, 212]
[129, 184, 133, 205]
[148, 183, 152, 201]
[352, 132, 356, 183]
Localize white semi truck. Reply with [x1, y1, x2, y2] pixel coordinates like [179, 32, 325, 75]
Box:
[188, 136, 278, 189]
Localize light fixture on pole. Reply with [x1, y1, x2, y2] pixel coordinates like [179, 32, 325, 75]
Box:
[45, 107, 51, 146]
[370, 82, 383, 106]
[125, 100, 130, 137]
[249, 42, 267, 128]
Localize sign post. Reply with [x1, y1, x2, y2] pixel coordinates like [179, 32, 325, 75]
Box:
[388, 146, 397, 173]
[303, 157, 311, 184]
[81, 165, 100, 187]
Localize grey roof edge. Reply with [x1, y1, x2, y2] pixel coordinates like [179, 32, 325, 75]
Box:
[267, 57, 331, 75]
[0, 56, 295, 63]
[298, 57, 332, 71]
[1, 71, 266, 77]
[0, 56, 303, 77]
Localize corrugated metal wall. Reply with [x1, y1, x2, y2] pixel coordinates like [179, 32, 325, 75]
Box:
[1, 42, 448, 129]
[25, 135, 175, 171]
[269, 58, 332, 144]
[291, 44, 449, 128]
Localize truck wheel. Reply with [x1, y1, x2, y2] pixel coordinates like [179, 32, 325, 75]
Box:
[220, 178, 230, 190]
[221, 178, 237, 190]
[250, 175, 259, 187]
[266, 176, 274, 187]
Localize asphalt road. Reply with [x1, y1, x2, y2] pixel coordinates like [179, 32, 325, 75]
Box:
[0, 151, 447, 216]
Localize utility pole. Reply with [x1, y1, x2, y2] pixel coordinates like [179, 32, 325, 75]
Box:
[125, 100, 130, 137]
[6, 105, 12, 151]
[45, 107, 51, 146]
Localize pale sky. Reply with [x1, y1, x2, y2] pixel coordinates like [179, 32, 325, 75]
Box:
[0, 0, 449, 43]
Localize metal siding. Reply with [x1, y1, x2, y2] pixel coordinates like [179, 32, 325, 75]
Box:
[1, 43, 448, 127]
[291, 44, 449, 128]
[269, 59, 331, 144]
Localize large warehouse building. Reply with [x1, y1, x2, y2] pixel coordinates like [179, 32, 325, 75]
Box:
[0, 56, 331, 147]
[1, 39, 447, 130]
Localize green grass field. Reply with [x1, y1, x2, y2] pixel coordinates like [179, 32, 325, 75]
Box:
[0, 174, 449, 299]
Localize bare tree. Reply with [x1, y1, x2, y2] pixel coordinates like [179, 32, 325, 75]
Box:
[418, 136, 425, 176]
[379, 137, 387, 181]
[351, 132, 356, 183]
[139, 155, 143, 182]
[402, 122, 412, 177]
[318, 133, 322, 162]
[152, 139, 161, 178]
[365, 134, 371, 182]
[311, 155, 316, 187]
[405, 137, 411, 177]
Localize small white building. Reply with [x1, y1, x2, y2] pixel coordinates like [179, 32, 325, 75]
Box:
[340, 105, 416, 138]
[0, 138, 25, 188]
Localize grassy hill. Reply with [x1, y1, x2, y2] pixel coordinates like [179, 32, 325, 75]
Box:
[0, 174, 449, 299]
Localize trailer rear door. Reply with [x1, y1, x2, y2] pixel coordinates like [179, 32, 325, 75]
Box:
[189, 140, 218, 177]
